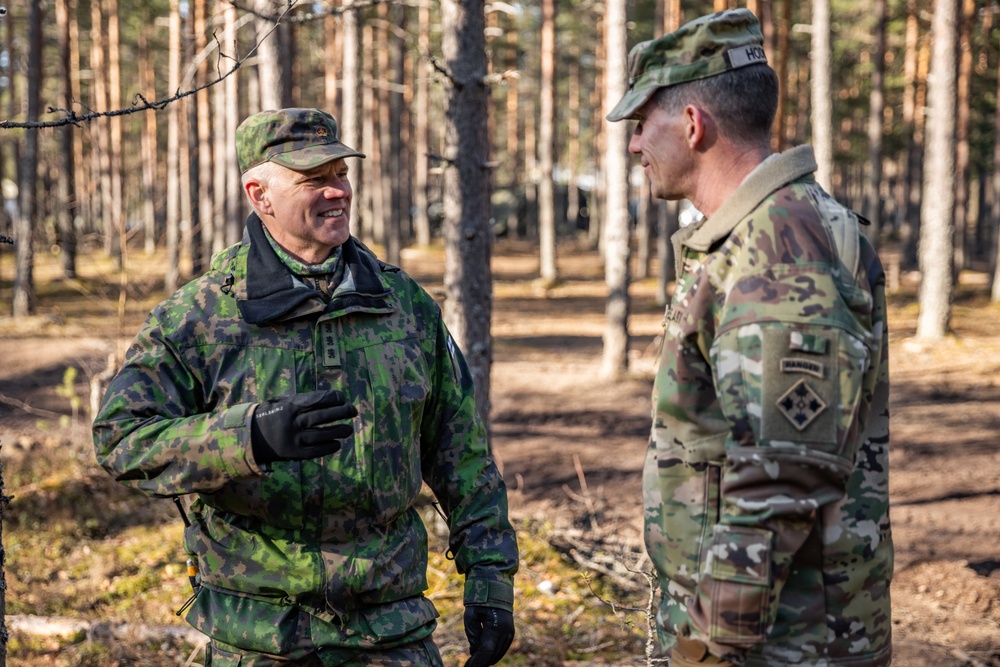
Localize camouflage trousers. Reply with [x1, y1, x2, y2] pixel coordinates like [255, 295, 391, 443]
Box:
[206, 637, 444, 667]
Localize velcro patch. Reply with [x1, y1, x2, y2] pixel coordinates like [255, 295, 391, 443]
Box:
[776, 379, 827, 431]
[725, 44, 768, 69]
[779, 358, 824, 378]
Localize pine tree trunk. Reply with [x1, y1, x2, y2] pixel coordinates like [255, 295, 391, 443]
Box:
[56, 0, 78, 277]
[810, 0, 833, 191]
[953, 0, 974, 271]
[588, 15, 604, 249]
[916, 0, 957, 340]
[90, 0, 113, 257]
[107, 0, 124, 266]
[14, 0, 43, 317]
[255, 0, 284, 109]
[166, 0, 182, 292]
[340, 1, 361, 237]
[224, 3, 242, 246]
[566, 53, 580, 230]
[194, 0, 213, 269]
[601, 0, 630, 380]
[864, 0, 886, 244]
[362, 24, 378, 246]
[139, 19, 160, 255]
[441, 0, 493, 424]
[538, 0, 558, 283]
[896, 0, 919, 261]
[413, 0, 432, 246]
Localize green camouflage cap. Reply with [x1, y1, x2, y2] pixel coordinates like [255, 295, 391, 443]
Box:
[607, 8, 767, 122]
[236, 107, 365, 174]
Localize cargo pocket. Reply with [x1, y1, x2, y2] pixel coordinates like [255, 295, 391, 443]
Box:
[699, 524, 772, 645]
[206, 643, 243, 667]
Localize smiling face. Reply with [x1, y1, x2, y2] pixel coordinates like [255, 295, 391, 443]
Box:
[628, 100, 694, 202]
[245, 159, 353, 264]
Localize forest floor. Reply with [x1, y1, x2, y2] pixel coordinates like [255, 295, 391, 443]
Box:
[0, 238, 999, 666]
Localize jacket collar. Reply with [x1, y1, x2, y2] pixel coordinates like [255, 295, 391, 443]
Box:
[237, 212, 392, 325]
[684, 145, 817, 252]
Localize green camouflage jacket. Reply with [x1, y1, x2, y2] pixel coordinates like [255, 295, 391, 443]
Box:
[94, 215, 518, 655]
[645, 146, 892, 666]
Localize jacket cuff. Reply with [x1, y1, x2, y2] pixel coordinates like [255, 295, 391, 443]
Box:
[219, 402, 264, 477]
[463, 578, 514, 612]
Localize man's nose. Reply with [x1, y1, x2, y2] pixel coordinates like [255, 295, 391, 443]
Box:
[627, 132, 642, 154]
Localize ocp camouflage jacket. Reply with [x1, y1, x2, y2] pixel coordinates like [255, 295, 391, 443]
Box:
[94, 214, 518, 654]
[645, 146, 892, 666]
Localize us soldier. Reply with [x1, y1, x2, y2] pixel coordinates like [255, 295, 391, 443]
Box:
[606, 10, 892, 667]
[94, 108, 517, 667]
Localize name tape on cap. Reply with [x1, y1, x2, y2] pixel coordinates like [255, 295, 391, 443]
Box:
[726, 45, 767, 69]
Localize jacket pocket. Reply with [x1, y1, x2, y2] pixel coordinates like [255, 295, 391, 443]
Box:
[695, 524, 772, 645]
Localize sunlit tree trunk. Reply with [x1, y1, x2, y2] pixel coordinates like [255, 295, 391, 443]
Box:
[340, 1, 361, 237]
[864, 0, 886, 244]
[917, 0, 957, 340]
[224, 2, 242, 246]
[538, 0, 558, 283]
[413, 0, 431, 246]
[362, 23, 378, 246]
[392, 7, 409, 250]
[90, 0, 112, 256]
[56, 0, 78, 277]
[635, 182, 651, 280]
[810, 0, 833, 191]
[213, 10, 229, 255]
[566, 52, 580, 230]
[68, 1, 88, 237]
[905, 26, 930, 270]
[139, 19, 160, 255]
[504, 20, 520, 238]
[255, 0, 286, 109]
[588, 14, 604, 248]
[107, 0, 124, 265]
[14, 0, 43, 316]
[441, 0, 493, 424]
[166, 0, 182, 292]
[194, 0, 213, 269]
[601, 0, 630, 379]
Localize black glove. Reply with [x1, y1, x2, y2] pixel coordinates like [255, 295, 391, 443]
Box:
[464, 606, 514, 667]
[250, 390, 357, 465]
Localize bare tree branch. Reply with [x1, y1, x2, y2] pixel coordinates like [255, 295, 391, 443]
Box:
[0, 0, 303, 130]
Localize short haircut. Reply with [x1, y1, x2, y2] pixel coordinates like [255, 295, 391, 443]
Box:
[653, 63, 778, 148]
[241, 160, 285, 190]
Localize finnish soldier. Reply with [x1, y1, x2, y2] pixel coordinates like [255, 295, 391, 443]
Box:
[606, 10, 892, 667]
[94, 108, 518, 667]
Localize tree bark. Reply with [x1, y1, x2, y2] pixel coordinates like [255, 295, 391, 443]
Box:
[194, 0, 213, 269]
[917, 0, 957, 340]
[441, 0, 493, 425]
[538, 0, 558, 283]
[14, 0, 44, 316]
[601, 0, 630, 379]
[107, 0, 124, 265]
[139, 18, 160, 256]
[340, 1, 362, 238]
[166, 0, 182, 292]
[90, 0, 112, 257]
[953, 0, 974, 271]
[810, 0, 833, 191]
[864, 0, 886, 244]
[224, 2, 242, 246]
[56, 0, 78, 277]
[991, 18, 1000, 302]
[412, 0, 432, 246]
[255, 0, 287, 109]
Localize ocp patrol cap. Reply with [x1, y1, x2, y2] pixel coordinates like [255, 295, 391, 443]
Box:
[236, 107, 365, 174]
[606, 8, 767, 122]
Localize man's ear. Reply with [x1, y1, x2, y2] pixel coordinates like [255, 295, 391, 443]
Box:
[245, 180, 271, 216]
[683, 105, 706, 148]
[684, 105, 716, 153]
